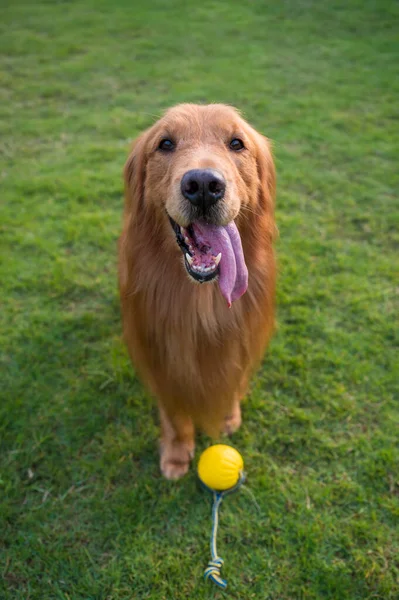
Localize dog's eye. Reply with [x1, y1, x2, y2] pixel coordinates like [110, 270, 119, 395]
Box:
[158, 138, 175, 152]
[229, 138, 245, 151]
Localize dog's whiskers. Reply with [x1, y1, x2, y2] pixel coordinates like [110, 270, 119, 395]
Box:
[240, 205, 263, 219]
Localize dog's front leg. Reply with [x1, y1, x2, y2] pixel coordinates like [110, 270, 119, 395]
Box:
[159, 405, 195, 480]
[223, 398, 242, 436]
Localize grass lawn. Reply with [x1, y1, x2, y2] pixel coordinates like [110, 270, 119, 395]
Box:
[1, 0, 398, 598]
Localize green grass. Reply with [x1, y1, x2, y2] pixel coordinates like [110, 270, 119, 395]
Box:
[1, 0, 398, 598]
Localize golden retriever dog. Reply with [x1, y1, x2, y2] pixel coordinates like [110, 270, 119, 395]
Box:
[119, 104, 276, 479]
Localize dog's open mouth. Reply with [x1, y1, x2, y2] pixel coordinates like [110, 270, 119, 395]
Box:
[170, 218, 221, 283]
[169, 217, 249, 307]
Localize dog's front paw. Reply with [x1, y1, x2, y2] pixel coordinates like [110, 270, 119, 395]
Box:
[223, 404, 242, 436]
[160, 441, 194, 480]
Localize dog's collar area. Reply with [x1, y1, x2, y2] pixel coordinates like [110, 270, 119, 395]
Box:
[169, 216, 220, 283]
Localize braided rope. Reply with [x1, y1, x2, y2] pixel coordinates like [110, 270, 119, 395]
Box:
[204, 556, 226, 589]
[203, 472, 246, 590]
[204, 492, 227, 589]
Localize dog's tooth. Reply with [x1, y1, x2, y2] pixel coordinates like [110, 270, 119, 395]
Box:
[184, 236, 190, 245]
[186, 253, 193, 265]
[214, 252, 222, 266]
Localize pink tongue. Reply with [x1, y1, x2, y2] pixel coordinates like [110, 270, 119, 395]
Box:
[192, 221, 248, 307]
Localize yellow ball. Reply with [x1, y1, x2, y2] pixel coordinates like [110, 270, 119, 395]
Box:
[197, 444, 244, 491]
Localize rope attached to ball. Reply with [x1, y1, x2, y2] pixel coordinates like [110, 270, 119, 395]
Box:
[204, 491, 227, 588]
[202, 472, 246, 589]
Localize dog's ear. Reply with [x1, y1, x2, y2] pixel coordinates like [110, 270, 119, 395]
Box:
[123, 129, 151, 217]
[119, 129, 152, 292]
[255, 133, 276, 216]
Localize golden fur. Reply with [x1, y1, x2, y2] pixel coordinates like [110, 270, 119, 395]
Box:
[119, 104, 276, 478]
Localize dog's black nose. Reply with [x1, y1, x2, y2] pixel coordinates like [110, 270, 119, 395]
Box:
[181, 169, 226, 211]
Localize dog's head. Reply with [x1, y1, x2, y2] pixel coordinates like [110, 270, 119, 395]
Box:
[124, 104, 275, 305]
